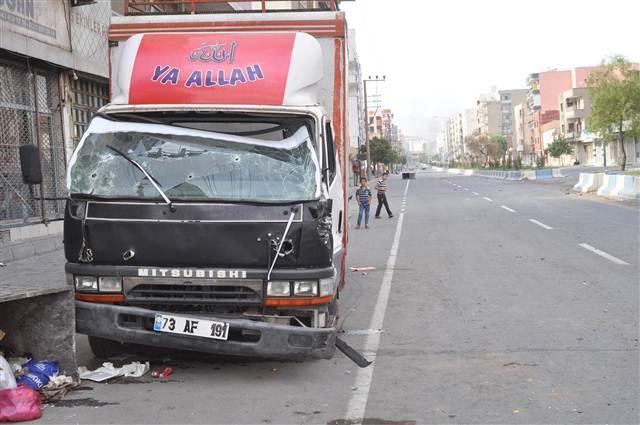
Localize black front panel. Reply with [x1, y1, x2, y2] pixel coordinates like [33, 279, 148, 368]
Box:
[64, 200, 332, 268]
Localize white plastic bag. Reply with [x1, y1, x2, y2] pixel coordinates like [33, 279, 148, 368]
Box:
[0, 355, 17, 389]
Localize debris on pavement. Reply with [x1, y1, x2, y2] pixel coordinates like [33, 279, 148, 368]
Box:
[150, 367, 173, 378]
[0, 355, 17, 390]
[0, 384, 42, 422]
[15, 360, 60, 391]
[78, 361, 150, 382]
[335, 338, 371, 368]
[350, 266, 376, 272]
[40, 375, 80, 402]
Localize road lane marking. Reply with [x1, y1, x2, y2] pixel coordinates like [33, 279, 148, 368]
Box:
[579, 243, 629, 265]
[501, 205, 516, 213]
[529, 219, 553, 230]
[483, 197, 493, 202]
[464, 188, 469, 191]
[472, 192, 480, 196]
[346, 180, 409, 421]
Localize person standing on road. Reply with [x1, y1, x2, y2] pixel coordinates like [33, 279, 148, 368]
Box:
[375, 172, 393, 219]
[355, 177, 372, 229]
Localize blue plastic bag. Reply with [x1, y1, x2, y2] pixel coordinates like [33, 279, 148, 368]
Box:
[16, 373, 49, 391]
[23, 359, 59, 378]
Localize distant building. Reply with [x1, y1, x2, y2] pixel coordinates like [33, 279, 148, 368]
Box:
[498, 89, 528, 153]
[559, 88, 592, 164]
[558, 87, 640, 167]
[476, 90, 501, 136]
[368, 108, 394, 141]
[445, 113, 465, 161]
[526, 67, 597, 161]
[462, 109, 477, 155]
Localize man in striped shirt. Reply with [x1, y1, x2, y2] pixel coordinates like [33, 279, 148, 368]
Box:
[355, 177, 372, 229]
[375, 172, 393, 218]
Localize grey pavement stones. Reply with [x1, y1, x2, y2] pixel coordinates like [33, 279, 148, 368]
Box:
[0, 250, 76, 376]
[1, 233, 64, 265]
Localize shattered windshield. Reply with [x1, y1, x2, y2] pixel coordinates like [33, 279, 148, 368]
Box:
[66, 117, 321, 202]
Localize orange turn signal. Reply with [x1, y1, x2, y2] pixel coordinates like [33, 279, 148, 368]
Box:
[264, 295, 333, 307]
[75, 293, 124, 303]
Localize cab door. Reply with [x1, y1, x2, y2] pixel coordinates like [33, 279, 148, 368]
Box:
[322, 119, 345, 272]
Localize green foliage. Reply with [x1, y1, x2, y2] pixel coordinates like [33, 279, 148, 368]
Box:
[357, 144, 367, 161]
[488, 135, 508, 160]
[547, 135, 573, 158]
[588, 55, 640, 170]
[368, 137, 394, 165]
[465, 132, 508, 166]
[514, 157, 522, 170]
[391, 147, 407, 165]
[506, 156, 513, 170]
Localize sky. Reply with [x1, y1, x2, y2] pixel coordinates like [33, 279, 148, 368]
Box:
[341, 0, 640, 139]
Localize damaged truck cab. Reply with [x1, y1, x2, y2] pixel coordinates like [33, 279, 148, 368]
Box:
[66, 21, 349, 360]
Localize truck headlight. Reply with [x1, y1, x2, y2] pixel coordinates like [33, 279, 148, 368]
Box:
[75, 276, 98, 292]
[293, 281, 318, 296]
[319, 277, 335, 297]
[99, 276, 122, 292]
[267, 281, 291, 297]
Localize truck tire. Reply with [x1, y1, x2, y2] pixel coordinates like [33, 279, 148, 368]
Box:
[88, 336, 125, 358]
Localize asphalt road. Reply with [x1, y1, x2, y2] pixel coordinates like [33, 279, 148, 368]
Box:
[40, 171, 639, 424]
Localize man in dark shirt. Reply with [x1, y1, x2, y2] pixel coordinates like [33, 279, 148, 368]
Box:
[375, 172, 393, 218]
[355, 177, 372, 229]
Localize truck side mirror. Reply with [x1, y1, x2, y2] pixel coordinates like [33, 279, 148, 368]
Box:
[19, 145, 43, 185]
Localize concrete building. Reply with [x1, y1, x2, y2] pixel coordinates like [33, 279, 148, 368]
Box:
[368, 108, 394, 141]
[559, 87, 640, 167]
[445, 113, 465, 161]
[498, 89, 527, 153]
[526, 67, 597, 162]
[476, 90, 501, 136]
[559, 88, 592, 165]
[0, 0, 111, 229]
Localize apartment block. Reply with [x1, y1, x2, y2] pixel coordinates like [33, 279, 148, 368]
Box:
[498, 89, 527, 152]
[476, 91, 501, 136]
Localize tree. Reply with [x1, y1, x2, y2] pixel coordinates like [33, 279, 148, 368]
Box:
[588, 55, 640, 170]
[368, 137, 394, 166]
[357, 144, 367, 161]
[465, 131, 490, 166]
[488, 135, 508, 164]
[547, 135, 573, 166]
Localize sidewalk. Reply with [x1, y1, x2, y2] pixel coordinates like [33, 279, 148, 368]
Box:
[0, 249, 76, 375]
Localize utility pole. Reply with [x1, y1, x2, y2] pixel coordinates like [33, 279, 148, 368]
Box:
[363, 75, 385, 179]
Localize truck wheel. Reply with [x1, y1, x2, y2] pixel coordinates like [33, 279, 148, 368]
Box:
[88, 336, 125, 358]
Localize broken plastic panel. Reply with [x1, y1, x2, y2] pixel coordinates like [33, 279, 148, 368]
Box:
[67, 117, 321, 202]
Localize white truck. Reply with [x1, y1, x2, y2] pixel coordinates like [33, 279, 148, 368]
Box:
[63, 7, 351, 360]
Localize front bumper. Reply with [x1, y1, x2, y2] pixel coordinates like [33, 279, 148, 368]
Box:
[76, 301, 337, 360]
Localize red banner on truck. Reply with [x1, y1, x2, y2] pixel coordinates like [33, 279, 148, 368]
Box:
[128, 32, 296, 105]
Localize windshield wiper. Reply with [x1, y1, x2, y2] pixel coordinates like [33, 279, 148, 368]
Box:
[105, 144, 176, 211]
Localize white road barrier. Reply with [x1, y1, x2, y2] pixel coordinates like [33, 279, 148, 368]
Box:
[573, 172, 605, 193]
[588, 173, 640, 200]
[614, 175, 640, 200]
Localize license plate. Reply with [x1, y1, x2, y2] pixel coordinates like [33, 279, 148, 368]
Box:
[153, 314, 229, 341]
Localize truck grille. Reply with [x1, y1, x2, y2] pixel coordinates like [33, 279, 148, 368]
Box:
[124, 277, 262, 306]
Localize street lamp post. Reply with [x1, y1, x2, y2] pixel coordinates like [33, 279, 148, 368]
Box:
[363, 75, 385, 178]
